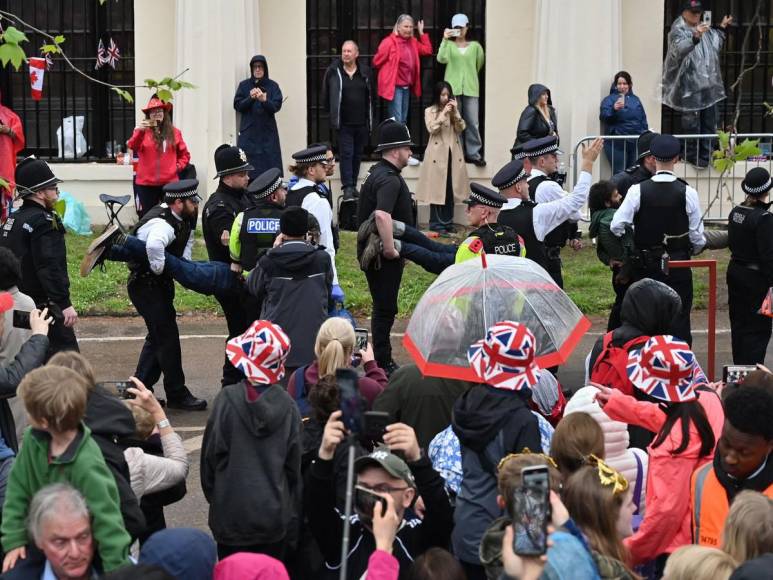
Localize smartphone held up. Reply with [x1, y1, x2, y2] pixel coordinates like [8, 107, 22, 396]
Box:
[511, 465, 551, 556]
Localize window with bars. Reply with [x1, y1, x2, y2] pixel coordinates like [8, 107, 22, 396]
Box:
[0, 0, 134, 161]
[306, 0, 486, 157]
[662, 0, 773, 135]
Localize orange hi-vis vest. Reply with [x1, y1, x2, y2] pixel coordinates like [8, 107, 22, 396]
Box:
[691, 462, 773, 547]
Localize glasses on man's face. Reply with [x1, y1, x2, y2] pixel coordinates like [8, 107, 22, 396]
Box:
[358, 482, 409, 494]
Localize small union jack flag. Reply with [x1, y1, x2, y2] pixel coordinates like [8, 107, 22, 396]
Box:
[468, 321, 541, 391]
[105, 38, 120, 69]
[626, 335, 697, 403]
[94, 39, 108, 70]
[226, 320, 291, 385]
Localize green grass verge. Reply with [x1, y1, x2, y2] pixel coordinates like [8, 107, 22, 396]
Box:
[67, 229, 729, 318]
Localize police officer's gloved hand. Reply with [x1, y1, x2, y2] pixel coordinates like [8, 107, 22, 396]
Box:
[331, 284, 345, 303]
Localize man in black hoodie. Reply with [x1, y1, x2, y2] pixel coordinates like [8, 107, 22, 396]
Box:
[305, 413, 453, 579]
[451, 321, 542, 580]
[247, 207, 333, 381]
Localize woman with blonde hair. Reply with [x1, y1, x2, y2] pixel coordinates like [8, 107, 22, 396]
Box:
[663, 546, 737, 580]
[721, 490, 773, 563]
[287, 317, 387, 409]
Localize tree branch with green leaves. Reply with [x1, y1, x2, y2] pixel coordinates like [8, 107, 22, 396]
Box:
[0, 8, 195, 104]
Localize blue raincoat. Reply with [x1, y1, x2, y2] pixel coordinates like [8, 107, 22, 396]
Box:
[234, 55, 284, 179]
[600, 82, 648, 174]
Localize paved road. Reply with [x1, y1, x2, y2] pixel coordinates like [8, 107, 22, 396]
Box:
[75, 308, 766, 533]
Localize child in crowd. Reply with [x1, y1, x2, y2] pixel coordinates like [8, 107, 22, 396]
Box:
[550, 412, 605, 476]
[1, 366, 132, 572]
[663, 545, 737, 580]
[720, 490, 773, 564]
[596, 335, 723, 572]
[201, 320, 302, 562]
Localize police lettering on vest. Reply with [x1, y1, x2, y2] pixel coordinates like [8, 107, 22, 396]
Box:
[246, 217, 281, 234]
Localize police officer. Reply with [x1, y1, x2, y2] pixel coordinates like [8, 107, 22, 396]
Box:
[128, 179, 207, 410]
[727, 167, 773, 364]
[611, 130, 658, 198]
[0, 157, 77, 357]
[229, 168, 286, 272]
[202, 144, 253, 386]
[519, 136, 583, 287]
[496, 141, 604, 277]
[357, 119, 416, 375]
[611, 134, 706, 345]
[286, 145, 343, 301]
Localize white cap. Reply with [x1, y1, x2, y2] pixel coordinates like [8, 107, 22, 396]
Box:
[451, 13, 469, 28]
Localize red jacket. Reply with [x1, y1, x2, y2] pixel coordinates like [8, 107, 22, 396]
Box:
[373, 33, 433, 100]
[126, 126, 190, 186]
[603, 389, 724, 565]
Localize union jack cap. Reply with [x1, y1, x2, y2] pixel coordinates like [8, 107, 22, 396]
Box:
[467, 321, 541, 391]
[226, 320, 291, 385]
[626, 335, 697, 403]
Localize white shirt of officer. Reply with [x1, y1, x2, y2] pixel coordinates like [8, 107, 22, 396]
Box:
[501, 170, 592, 241]
[295, 178, 339, 285]
[610, 171, 706, 254]
[527, 168, 583, 223]
[136, 204, 194, 275]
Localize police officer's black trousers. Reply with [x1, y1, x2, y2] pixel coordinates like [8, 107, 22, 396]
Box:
[215, 289, 252, 386]
[727, 261, 772, 365]
[365, 258, 404, 366]
[46, 321, 79, 360]
[634, 264, 693, 345]
[127, 278, 187, 401]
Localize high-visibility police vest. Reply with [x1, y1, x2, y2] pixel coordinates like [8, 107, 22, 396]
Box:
[691, 462, 773, 547]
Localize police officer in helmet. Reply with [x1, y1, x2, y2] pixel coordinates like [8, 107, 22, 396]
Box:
[611, 134, 706, 344]
[611, 130, 658, 198]
[202, 144, 253, 386]
[0, 157, 78, 357]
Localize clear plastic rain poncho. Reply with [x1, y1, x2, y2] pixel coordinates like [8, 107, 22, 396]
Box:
[661, 16, 726, 113]
[403, 255, 590, 382]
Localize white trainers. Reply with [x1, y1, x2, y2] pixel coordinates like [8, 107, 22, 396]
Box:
[407, 156, 421, 166]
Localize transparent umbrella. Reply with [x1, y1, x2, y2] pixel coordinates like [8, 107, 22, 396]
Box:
[403, 254, 591, 381]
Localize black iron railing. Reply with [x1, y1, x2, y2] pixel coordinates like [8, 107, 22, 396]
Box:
[306, 0, 486, 158]
[0, 0, 135, 161]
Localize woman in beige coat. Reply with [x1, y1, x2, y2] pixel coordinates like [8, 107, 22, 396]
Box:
[417, 81, 469, 233]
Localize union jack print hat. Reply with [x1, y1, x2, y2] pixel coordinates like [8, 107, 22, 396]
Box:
[626, 335, 697, 403]
[226, 320, 291, 385]
[467, 321, 541, 391]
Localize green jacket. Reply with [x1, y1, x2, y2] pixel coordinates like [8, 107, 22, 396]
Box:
[589, 207, 633, 266]
[1, 425, 131, 571]
[437, 39, 484, 97]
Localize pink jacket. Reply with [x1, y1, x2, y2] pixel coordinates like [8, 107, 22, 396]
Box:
[126, 126, 190, 186]
[287, 360, 387, 408]
[602, 389, 724, 565]
[373, 33, 433, 100]
[366, 550, 399, 580]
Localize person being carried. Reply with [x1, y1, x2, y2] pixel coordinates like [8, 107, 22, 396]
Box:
[588, 179, 634, 331]
[1, 366, 132, 573]
[359, 183, 524, 275]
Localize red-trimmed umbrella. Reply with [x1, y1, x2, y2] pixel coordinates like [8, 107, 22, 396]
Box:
[403, 254, 591, 381]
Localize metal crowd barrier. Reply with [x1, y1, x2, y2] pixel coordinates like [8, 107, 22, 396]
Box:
[570, 133, 773, 221]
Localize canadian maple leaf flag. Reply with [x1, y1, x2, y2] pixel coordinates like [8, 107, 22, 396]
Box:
[29, 57, 46, 101]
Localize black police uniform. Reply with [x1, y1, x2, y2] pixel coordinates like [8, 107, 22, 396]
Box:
[612, 164, 653, 198]
[466, 223, 522, 257]
[237, 199, 284, 271]
[1, 199, 78, 356]
[727, 169, 773, 364]
[0, 159, 77, 357]
[201, 145, 253, 386]
[497, 200, 549, 271]
[357, 159, 415, 368]
[127, 182, 205, 410]
[629, 177, 695, 343]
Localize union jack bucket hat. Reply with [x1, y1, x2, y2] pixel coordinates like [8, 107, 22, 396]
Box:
[467, 321, 541, 391]
[226, 320, 291, 385]
[626, 335, 697, 403]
